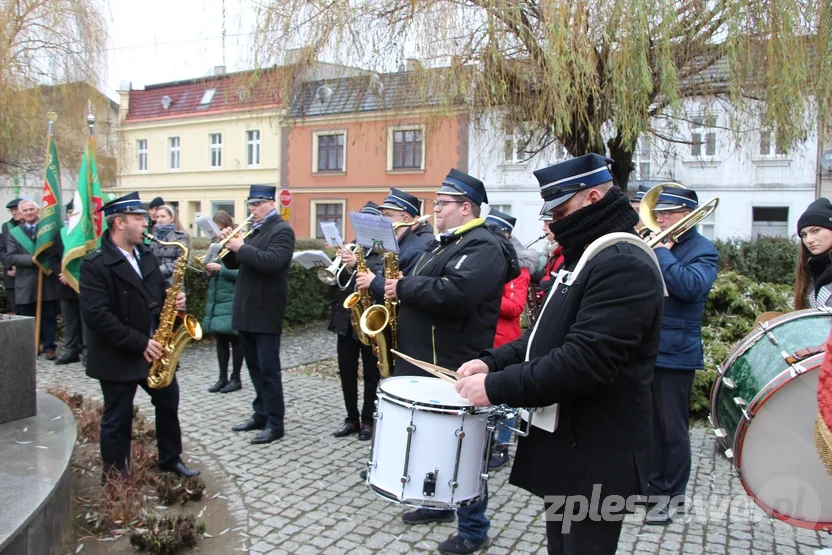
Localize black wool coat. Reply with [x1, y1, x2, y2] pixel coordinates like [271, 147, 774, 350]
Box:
[482, 240, 664, 502]
[394, 220, 519, 375]
[223, 214, 295, 335]
[80, 231, 167, 382]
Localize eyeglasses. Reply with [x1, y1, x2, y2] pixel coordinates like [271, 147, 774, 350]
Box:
[433, 200, 466, 209]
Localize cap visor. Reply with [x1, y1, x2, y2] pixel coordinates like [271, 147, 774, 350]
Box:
[541, 193, 575, 214]
[652, 203, 685, 212]
[436, 184, 466, 196]
[378, 202, 405, 211]
[126, 208, 148, 215]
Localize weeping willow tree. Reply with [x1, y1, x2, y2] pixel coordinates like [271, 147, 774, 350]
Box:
[252, 0, 832, 187]
[0, 0, 107, 178]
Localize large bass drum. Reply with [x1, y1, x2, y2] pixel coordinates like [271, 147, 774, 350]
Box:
[710, 308, 832, 530]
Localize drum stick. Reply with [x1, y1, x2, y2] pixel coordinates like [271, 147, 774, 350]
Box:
[391, 350, 459, 384]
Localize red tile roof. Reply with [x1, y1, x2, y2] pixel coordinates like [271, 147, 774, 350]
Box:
[125, 69, 293, 123]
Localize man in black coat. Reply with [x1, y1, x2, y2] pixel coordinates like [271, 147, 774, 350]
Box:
[455, 154, 665, 555]
[328, 201, 382, 440]
[0, 198, 22, 312]
[383, 169, 520, 555]
[80, 192, 198, 479]
[50, 229, 84, 364]
[222, 185, 296, 444]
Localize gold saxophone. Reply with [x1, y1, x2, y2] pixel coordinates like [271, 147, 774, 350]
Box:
[359, 252, 399, 378]
[343, 247, 373, 346]
[143, 232, 203, 389]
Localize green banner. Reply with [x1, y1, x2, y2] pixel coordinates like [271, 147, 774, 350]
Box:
[33, 135, 62, 274]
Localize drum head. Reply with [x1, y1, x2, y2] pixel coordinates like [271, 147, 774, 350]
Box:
[737, 356, 832, 529]
[380, 376, 474, 409]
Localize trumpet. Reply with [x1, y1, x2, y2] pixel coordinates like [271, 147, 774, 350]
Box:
[206, 215, 254, 264]
[318, 243, 357, 286]
[638, 182, 719, 247]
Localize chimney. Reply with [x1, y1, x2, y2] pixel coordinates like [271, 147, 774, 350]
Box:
[116, 81, 131, 124]
[406, 58, 423, 72]
[213, 65, 226, 76]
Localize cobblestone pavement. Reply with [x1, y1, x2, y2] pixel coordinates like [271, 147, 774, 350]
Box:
[37, 321, 832, 554]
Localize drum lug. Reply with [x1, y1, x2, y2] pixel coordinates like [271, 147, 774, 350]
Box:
[423, 469, 439, 497]
[713, 428, 728, 438]
[766, 331, 779, 346]
[721, 377, 735, 389]
[451, 427, 466, 497]
[724, 448, 733, 459]
[400, 419, 416, 488]
[733, 397, 753, 421]
[789, 363, 807, 378]
[716, 364, 724, 376]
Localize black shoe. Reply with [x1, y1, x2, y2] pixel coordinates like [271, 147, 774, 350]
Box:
[220, 378, 241, 393]
[402, 508, 456, 525]
[250, 428, 284, 444]
[645, 502, 684, 525]
[360, 469, 367, 480]
[438, 535, 489, 554]
[208, 379, 228, 393]
[158, 460, 200, 478]
[231, 418, 266, 432]
[333, 422, 359, 438]
[54, 352, 80, 365]
[358, 424, 373, 441]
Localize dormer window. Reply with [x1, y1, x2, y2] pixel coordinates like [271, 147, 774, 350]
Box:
[200, 89, 216, 106]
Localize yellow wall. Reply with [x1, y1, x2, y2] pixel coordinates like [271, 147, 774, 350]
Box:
[116, 110, 283, 229]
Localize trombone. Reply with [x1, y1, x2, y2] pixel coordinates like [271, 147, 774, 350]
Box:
[638, 182, 718, 247]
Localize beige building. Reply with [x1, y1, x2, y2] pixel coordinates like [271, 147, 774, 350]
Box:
[115, 68, 289, 233]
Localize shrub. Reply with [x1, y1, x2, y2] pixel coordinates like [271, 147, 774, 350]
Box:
[129, 514, 206, 554]
[690, 271, 794, 420]
[714, 236, 798, 285]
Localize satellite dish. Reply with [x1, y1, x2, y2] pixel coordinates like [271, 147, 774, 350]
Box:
[161, 95, 172, 110]
[822, 150, 832, 172]
[316, 85, 333, 105]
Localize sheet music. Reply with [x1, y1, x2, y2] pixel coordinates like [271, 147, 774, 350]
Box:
[348, 211, 399, 254]
[292, 250, 332, 269]
[195, 215, 222, 240]
[320, 222, 344, 247]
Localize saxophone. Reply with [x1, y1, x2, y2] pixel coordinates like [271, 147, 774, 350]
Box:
[343, 247, 373, 346]
[143, 232, 203, 389]
[359, 252, 398, 378]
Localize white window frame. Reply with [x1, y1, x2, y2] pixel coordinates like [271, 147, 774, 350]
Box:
[636, 135, 651, 180]
[502, 123, 530, 166]
[168, 136, 180, 170]
[246, 130, 261, 167]
[209, 133, 222, 168]
[137, 139, 147, 172]
[312, 130, 348, 174]
[310, 199, 346, 239]
[690, 115, 717, 157]
[387, 124, 426, 172]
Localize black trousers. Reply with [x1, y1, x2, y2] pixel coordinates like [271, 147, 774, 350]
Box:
[544, 501, 623, 555]
[648, 367, 696, 499]
[18, 300, 58, 351]
[215, 332, 243, 381]
[336, 333, 380, 426]
[60, 298, 85, 355]
[99, 377, 182, 474]
[239, 331, 285, 431]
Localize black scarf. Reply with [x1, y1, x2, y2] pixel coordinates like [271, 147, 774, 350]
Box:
[549, 186, 639, 266]
[808, 252, 832, 295]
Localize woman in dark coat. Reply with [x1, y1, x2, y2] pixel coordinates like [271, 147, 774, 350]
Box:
[202, 210, 243, 393]
[794, 198, 832, 310]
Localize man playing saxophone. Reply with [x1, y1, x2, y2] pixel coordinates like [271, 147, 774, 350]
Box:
[222, 185, 296, 445]
[328, 201, 383, 441]
[80, 192, 198, 480]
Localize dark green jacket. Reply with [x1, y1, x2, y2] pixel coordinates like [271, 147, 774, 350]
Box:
[202, 263, 238, 335]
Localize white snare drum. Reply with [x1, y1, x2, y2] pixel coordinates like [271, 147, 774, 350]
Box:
[366, 376, 494, 509]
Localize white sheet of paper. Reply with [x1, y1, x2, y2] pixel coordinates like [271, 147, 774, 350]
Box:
[195, 215, 222, 240]
[292, 250, 332, 269]
[320, 222, 343, 247]
[348, 212, 399, 253]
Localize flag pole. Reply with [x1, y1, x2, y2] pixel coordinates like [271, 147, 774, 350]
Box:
[34, 116, 56, 354]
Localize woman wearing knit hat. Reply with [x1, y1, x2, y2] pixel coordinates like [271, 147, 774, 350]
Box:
[795, 198, 832, 309]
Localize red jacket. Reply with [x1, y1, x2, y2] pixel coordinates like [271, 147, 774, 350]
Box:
[494, 267, 531, 347]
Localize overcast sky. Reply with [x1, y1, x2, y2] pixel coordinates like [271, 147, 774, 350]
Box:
[102, 0, 255, 100]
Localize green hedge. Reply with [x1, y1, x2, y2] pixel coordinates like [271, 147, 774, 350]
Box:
[714, 236, 798, 285]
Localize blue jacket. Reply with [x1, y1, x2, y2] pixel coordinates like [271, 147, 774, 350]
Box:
[654, 229, 718, 370]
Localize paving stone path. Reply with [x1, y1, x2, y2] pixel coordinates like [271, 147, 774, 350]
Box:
[36, 322, 832, 554]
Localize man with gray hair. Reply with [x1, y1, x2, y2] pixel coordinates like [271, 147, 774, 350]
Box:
[5, 199, 59, 358]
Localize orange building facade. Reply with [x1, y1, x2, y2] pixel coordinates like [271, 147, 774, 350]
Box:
[283, 74, 469, 240]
